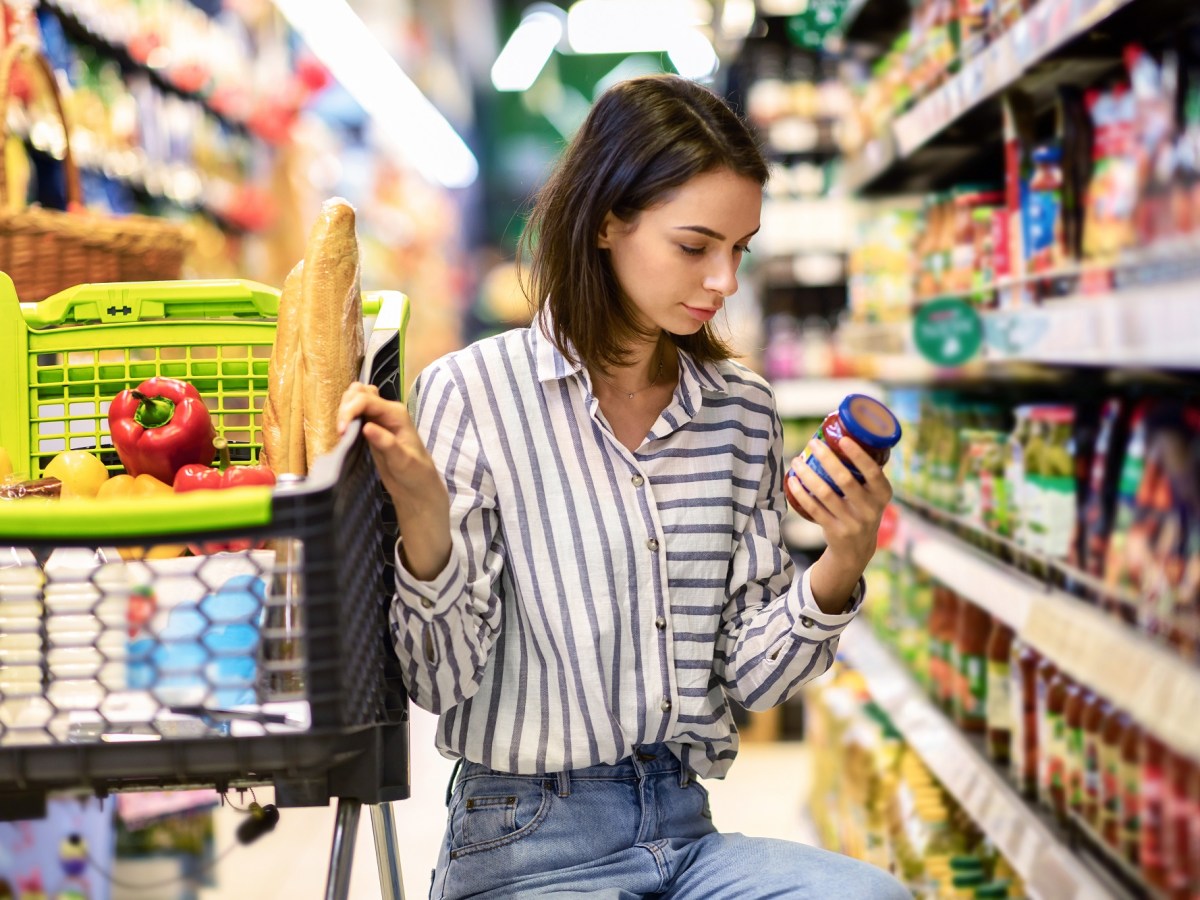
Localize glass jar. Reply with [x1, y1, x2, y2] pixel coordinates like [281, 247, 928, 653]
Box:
[786, 394, 901, 520]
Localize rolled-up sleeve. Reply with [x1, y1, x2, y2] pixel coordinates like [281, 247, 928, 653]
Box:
[714, 403, 863, 711]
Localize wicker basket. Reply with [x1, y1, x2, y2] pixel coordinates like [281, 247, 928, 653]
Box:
[0, 39, 191, 301]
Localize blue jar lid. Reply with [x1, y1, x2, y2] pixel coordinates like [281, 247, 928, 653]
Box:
[838, 394, 902, 450]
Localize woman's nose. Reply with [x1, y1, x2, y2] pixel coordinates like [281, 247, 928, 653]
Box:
[704, 259, 739, 297]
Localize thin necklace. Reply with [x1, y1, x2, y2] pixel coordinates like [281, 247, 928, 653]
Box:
[595, 348, 665, 400]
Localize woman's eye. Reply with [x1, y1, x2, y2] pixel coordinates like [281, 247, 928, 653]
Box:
[680, 245, 705, 256]
[735, 245, 751, 256]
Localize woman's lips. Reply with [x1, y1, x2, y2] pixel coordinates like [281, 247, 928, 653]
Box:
[684, 305, 718, 323]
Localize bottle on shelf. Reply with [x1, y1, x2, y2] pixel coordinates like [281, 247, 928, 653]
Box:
[1081, 693, 1109, 830]
[953, 598, 991, 733]
[984, 620, 1014, 766]
[1009, 639, 1040, 799]
[1099, 703, 1125, 848]
[1063, 684, 1086, 821]
[1140, 734, 1168, 891]
[1119, 715, 1142, 866]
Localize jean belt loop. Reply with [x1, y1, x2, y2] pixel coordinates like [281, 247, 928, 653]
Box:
[679, 764, 691, 788]
[556, 768, 571, 798]
[445, 757, 465, 808]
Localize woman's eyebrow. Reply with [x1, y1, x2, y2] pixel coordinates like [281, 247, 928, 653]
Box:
[674, 225, 761, 240]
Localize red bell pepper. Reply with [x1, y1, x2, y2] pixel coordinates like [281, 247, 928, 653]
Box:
[109, 377, 216, 485]
[174, 437, 276, 554]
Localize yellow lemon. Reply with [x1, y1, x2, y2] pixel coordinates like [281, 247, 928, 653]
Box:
[43, 450, 111, 499]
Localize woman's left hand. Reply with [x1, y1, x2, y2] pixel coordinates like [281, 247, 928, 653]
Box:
[785, 438, 894, 613]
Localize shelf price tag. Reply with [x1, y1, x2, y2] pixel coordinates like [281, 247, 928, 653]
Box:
[913, 298, 984, 366]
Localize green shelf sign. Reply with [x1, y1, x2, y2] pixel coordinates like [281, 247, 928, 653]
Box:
[913, 298, 984, 367]
[787, 0, 848, 49]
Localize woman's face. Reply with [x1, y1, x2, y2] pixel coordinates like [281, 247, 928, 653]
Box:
[598, 167, 763, 337]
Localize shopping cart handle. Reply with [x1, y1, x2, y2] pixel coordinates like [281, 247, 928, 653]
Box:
[0, 486, 274, 541]
[24, 279, 281, 328]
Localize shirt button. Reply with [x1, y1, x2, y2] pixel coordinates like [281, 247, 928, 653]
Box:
[799, 615, 814, 628]
[660, 698, 672, 712]
[646, 538, 660, 552]
[421, 598, 434, 610]
[631, 474, 644, 487]
[655, 616, 666, 630]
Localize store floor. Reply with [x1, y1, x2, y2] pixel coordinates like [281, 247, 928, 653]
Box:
[192, 708, 817, 899]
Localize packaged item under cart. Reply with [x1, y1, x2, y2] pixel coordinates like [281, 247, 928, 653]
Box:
[0, 276, 411, 820]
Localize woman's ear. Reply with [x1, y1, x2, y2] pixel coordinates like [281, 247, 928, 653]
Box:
[597, 211, 619, 249]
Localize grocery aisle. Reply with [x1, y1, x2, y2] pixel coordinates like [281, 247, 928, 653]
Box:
[196, 709, 816, 900]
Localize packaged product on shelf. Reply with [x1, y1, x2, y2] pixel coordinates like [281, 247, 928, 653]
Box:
[947, 187, 1003, 298]
[1034, 657, 1064, 819]
[1005, 406, 1033, 547]
[1126, 44, 1180, 250]
[1077, 399, 1132, 581]
[1099, 705, 1126, 848]
[1173, 28, 1200, 237]
[1103, 402, 1150, 607]
[1141, 734, 1168, 891]
[984, 621, 1014, 767]
[1058, 86, 1092, 266]
[958, 0, 990, 58]
[1009, 639, 1040, 799]
[1082, 84, 1138, 262]
[1081, 693, 1110, 830]
[1162, 748, 1194, 898]
[930, 585, 959, 716]
[1063, 684, 1086, 820]
[1024, 145, 1065, 274]
[1023, 406, 1076, 561]
[952, 596, 990, 733]
[1119, 715, 1142, 865]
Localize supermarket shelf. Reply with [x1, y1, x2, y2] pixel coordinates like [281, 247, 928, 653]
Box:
[773, 378, 883, 420]
[894, 501, 1200, 764]
[838, 273, 1200, 380]
[41, 0, 257, 140]
[984, 278, 1200, 369]
[840, 620, 1128, 900]
[841, 0, 1137, 194]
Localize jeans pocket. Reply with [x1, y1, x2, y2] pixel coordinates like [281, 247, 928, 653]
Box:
[450, 777, 551, 859]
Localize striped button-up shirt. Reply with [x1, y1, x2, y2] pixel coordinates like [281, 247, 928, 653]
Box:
[391, 317, 863, 779]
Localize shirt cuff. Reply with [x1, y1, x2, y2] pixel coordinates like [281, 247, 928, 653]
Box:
[785, 566, 865, 637]
[393, 536, 463, 620]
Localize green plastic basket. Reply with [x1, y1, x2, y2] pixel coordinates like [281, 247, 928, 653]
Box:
[0, 273, 405, 538]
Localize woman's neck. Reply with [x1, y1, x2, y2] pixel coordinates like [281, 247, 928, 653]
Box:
[591, 337, 677, 398]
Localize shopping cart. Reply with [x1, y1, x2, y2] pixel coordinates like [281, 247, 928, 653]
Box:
[0, 276, 411, 898]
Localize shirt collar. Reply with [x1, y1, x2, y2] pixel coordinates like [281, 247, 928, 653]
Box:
[529, 310, 728, 396]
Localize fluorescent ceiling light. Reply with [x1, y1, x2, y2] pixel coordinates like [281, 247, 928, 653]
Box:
[567, 0, 705, 54]
[273, 0, 478, 189]
[719, 0, 757, 40]
[759, 0, 808, 14]
[492, 6, 565, 92]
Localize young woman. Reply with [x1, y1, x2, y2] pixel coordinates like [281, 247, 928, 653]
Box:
[338, 74, 907, 900]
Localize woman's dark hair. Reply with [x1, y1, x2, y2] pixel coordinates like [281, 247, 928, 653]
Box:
[518, 74, 769, 372]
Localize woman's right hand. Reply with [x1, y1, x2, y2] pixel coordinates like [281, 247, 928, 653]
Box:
[337, 382, 451, 579]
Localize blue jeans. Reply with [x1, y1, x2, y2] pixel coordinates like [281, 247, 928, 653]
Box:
[430, 743, 910, 899]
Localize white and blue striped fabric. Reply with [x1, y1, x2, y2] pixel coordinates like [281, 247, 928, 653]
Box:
[391, 316, 863, 780]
